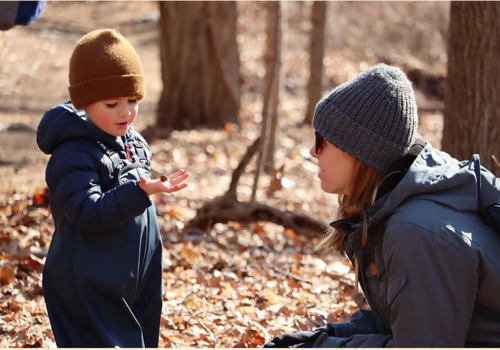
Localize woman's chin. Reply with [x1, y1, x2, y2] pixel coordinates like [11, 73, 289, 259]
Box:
[319, 182, 343, 195]
[319, 182, 333, 194]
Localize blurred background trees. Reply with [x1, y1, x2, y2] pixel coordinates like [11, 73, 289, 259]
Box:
[156, 1, 499, 172]
[303, 1, 327, 125]
[157, 1, 240, 130]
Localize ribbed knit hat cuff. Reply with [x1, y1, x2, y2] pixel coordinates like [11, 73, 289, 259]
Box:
[68, 74, 146, 110]
[312, 98, 411, 173]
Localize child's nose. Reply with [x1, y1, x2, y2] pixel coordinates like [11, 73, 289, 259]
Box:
[120, 105, 131, 118]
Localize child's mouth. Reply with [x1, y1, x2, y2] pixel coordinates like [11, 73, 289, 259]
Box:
[116, 122, 128, 128]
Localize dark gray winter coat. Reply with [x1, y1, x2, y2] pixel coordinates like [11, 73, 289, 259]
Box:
[313, 143, 500, 347]
[37, 102, 163, 348]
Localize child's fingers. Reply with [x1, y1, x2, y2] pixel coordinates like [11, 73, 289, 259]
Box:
[159, 181, 188, 193]
[168, 182, 188, 192]
[169, 173, 190, 185]
[159, 170, 186, 183]
[169, 169, 185, 179]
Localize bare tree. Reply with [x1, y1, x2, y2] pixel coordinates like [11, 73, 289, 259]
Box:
[184, 2, 327, 239]
[303, 1, 327, 125]
[441, 2, 500, 171]
[251, 1, 282, 202]
[265, 2, 287, 171]
[157, 2, 240, 130]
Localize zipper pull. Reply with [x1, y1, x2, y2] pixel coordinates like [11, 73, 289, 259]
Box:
[125, 144, 133, 161]
[353, 252, 359, 292]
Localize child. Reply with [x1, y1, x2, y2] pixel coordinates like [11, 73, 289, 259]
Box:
[264, 64, 500, 347]
[36, 29, 189, 348]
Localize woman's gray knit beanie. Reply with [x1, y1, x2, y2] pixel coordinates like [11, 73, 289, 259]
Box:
[312, 63, 419, 173]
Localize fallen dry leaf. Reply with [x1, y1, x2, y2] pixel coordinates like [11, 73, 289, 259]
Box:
[1, 264, 17, 285]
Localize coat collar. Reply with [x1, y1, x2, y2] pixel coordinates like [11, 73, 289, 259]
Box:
[328, 139, 426, 241]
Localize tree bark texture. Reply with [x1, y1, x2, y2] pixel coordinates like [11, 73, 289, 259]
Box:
[441, 2, 500, 172]
[157, 1, 240, 130]
[303, 1, 327, 125]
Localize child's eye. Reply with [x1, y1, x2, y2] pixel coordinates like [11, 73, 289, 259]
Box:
[128, 99, 138, 104]
[105, 103, 117, 108]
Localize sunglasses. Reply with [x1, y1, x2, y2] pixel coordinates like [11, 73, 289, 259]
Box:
[315, 131, 327, 154]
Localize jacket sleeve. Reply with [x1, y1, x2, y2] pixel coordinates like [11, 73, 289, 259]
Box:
[47, 149, 153, 232]
[312, 310, 394, 348]
[326, 309, 390, 337]
[314, 221, 478, 348]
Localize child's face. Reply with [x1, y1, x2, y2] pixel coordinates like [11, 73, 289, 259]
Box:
[85, 96, 139, 137]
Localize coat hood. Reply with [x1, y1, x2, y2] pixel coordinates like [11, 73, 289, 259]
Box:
[37, 102, 132, 155]
[331, 142, 500, 234]
[368, 142, 500, 227]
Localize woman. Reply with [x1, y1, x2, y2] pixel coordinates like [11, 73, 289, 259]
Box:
[264, 64, 500, 347]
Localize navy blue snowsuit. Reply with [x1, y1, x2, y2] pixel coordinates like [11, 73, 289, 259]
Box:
[37, 102, 163, 348]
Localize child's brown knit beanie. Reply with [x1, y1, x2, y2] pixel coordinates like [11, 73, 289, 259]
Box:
[68, 29, 146, 110]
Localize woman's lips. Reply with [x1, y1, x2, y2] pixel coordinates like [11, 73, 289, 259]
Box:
[317, 166, 324, 177]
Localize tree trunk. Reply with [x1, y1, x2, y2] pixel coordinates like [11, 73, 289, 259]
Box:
[251, 1, 281, 202]
[265, 2, 287, 172]
[157, 1, 240, 130]
[441, 2, 500, 172]
[303, 1, 327, 125]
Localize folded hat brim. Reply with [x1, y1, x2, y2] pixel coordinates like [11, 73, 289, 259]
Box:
[68, 74, 146, 110]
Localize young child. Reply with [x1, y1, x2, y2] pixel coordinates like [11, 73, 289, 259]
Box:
[36, 29, 189, 348]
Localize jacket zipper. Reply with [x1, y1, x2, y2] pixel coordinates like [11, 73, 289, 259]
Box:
[352, 247, 390, 331]
[353, 252, 359, 291]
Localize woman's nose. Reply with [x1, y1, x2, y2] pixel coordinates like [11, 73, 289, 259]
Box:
[310, 144, 318, 159]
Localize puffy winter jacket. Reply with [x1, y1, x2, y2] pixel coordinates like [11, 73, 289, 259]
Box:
[37, 102, 163, 348]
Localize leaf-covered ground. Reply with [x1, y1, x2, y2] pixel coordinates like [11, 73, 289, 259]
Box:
[0, 120, 366, 347]
[0, 1, 446, 347]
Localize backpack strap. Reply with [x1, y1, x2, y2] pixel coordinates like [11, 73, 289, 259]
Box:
[95, 140, 125, 178]
[133, 140, 149, 164]
[97, 140, 151, 179]
[96, 140, 151, 181]
[59, 102, 151, 178]
[116, 162, 151, 179]
[96, 138, 152, 180]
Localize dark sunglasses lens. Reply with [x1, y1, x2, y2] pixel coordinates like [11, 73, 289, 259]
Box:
[315, 131, 324, 154]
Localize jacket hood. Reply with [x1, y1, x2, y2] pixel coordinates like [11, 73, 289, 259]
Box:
[332, 142, 500, 234]
[368, 142, 500, 226]
[37, 102, 132, 155]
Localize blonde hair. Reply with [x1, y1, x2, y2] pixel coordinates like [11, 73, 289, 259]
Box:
[318, 159, 387, 255]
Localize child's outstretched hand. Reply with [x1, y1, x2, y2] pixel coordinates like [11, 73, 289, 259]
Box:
[140, 169, 189, 196]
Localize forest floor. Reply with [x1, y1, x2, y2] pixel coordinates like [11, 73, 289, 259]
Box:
[0, 2, 446, 347]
